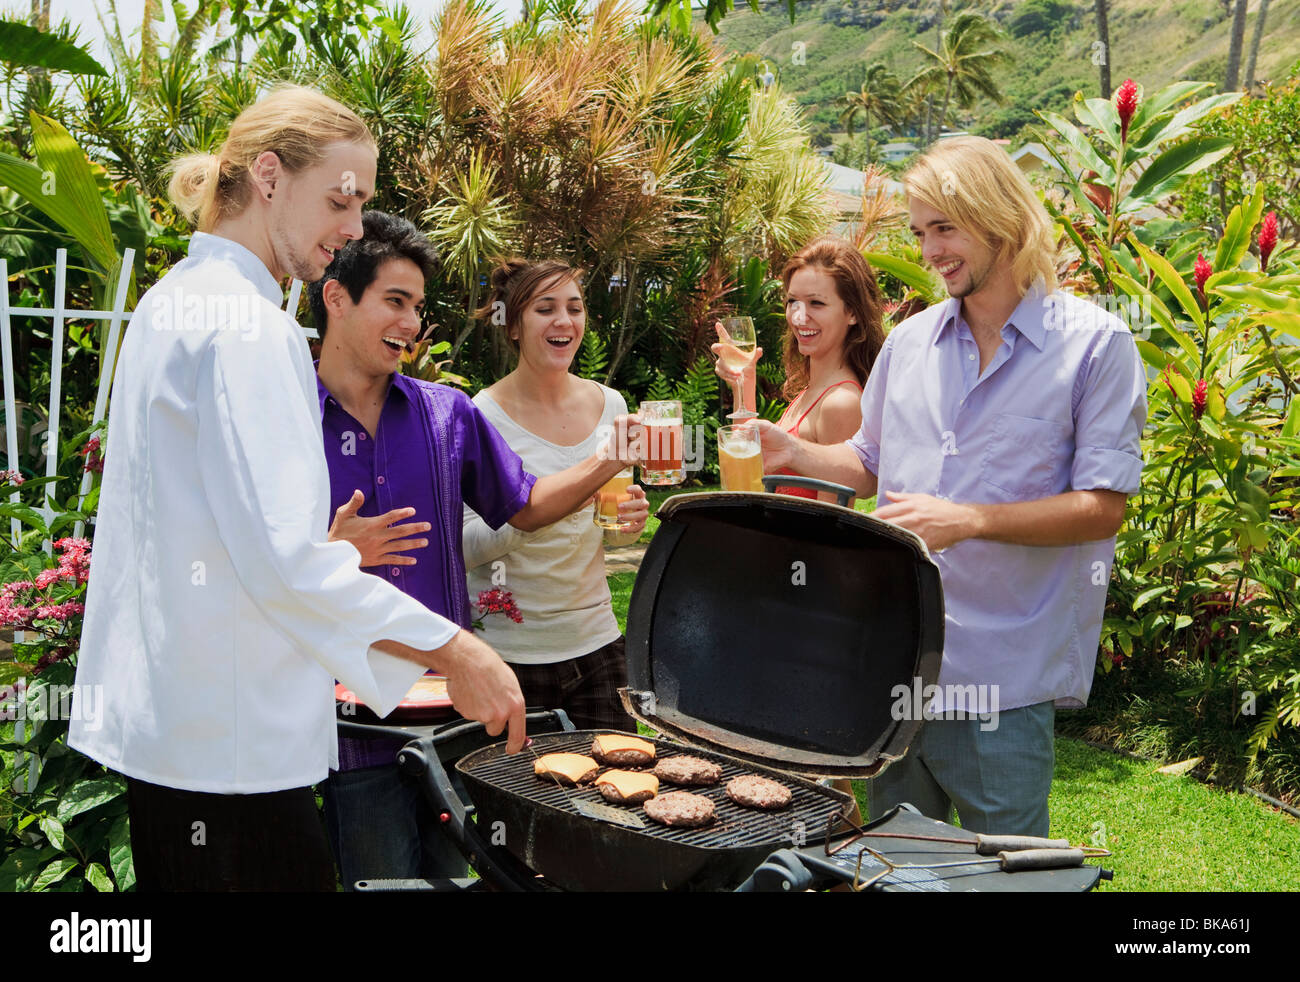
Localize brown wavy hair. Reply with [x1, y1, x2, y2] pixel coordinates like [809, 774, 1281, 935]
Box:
[780, 237, 885, 401]
[475, 258, 586, 358]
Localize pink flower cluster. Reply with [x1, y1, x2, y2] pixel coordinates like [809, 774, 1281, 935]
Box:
[0, 538, 91, 631]
[1, 469, 23, 486]
[476, 588, 524, 624]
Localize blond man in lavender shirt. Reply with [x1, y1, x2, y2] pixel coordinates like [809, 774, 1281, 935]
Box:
[757, 137, 1148, 836]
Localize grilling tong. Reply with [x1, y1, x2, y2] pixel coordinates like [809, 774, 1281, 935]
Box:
[825, 820, 1111, 890]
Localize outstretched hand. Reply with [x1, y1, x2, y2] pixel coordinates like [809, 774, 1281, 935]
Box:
[328, 490, 431, 568]
[710, 320, 762, 384]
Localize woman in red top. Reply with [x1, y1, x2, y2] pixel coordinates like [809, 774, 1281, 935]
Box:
[715, 237, 886, 503]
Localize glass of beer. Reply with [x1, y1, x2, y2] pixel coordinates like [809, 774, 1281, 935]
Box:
[639, 399, 684, 485]
[717, 423, 764, 492]
[594, 466, 635, 529]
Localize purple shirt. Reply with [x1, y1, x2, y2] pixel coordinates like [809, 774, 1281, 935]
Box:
[849, 284, 1147, 710]
[318, 370, 536, 767]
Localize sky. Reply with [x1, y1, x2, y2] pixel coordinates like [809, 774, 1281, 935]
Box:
[9, 0, 527, 61]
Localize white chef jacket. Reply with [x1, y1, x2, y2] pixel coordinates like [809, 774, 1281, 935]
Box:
[69, 233, 458, 794]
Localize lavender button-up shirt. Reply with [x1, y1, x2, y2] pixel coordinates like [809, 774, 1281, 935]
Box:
[849, 284, 1147, 710]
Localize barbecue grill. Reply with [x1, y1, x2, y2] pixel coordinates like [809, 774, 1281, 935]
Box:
[338, 482, 1107, 892]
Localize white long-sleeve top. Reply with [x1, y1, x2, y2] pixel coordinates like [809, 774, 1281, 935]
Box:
[69, 233, 456, 794]
[462, 383, 635, 665]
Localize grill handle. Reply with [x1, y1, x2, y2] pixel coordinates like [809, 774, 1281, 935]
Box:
[760, 475, 857, 507]
[396, 710, 574, 892]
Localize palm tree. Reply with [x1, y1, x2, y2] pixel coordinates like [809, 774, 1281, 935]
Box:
[1094, 0, 1111, 98]
[1243, 0, 1270, 88]
[1223, 0, 1247, 91]
[909, 11, 1010, 144]
[838, 62, 902, 152]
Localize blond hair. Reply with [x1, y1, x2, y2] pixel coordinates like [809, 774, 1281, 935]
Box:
[167, 85, 376, 232]
[904, 136, 1058, 296]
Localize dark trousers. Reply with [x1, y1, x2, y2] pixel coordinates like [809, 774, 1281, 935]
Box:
[510, 636, 637, 732]
[126, 776, 336, 892]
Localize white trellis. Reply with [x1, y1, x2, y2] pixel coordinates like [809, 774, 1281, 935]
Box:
[1, 247, 307, 791]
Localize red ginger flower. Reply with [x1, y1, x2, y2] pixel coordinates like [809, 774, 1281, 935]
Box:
[1115, 79, 1139, 141]
[79, 435, 103, 474]
[1192, 378, 1208, 421]
[1259, 211, 1278, 273]
[1194, 253, 1212, 302]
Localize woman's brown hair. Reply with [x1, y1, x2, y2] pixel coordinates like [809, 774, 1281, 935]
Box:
[779, 236, 885, 401]
[167, 85, 376, 232]
[475, 258, 586, 358]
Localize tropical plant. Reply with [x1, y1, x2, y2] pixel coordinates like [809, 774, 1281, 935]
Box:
[1037, 79, 1300, 755]
[1035, 79, 1243, 293]
[1, 429, 132, 893]
[908, 11, 1010, 145]
[838, 62, 902, 146]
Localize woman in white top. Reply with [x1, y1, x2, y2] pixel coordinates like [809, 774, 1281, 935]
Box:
[464, 259, 648, 731]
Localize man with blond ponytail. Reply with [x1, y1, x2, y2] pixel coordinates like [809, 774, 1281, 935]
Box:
[68, 87, 531, 891]
[758, 136, 1147, 836]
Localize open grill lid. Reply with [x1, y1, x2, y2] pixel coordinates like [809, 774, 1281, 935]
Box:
[621, 491, 944, 778]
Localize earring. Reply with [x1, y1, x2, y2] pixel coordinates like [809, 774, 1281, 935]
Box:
[267, 192, 273, 200]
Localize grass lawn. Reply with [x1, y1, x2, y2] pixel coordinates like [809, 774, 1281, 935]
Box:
[607, 511, 1300, 890]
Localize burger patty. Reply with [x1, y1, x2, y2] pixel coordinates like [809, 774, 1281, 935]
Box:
[590, 736, 656, 767]
[595, 770, 659, 805]
[642, 791, 717, 828]
[653, 755, 723, 787]
[725, 774, 792, 811]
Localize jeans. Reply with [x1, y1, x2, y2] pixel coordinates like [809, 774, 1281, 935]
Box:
[867, 701, 1056, 837]
[320, 762, 470, 890]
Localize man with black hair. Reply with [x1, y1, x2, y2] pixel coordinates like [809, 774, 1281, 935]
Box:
[311, 211, 647, 887]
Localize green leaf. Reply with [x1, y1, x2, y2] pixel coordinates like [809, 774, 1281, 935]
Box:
[32, 856, 79, 892]
[1282, 399, 1300, 440]
[38, 815, 66, 851]
[1128, 91, 1243, 157]
[0, 22, 107, 75]
[0, 502, 49, 534]
[1166, 371, 1192, 404]
[1173, 614, 1193, 630]
[1133, 585, 1171, 609]
[30, 113, 119, 272]
[108, 814, 135, 892]
[1073, 94, 1119, 148]
[1126, 137, 1234, 209]
[85, 862, 114, 893]
[1130, 235, 1204, 329]
[1214, 184, 1265, 274]
[1135, 338, 1168, 370]
[1036, 110, 1113, 181]
[0, 847, 48, 891]
[1133, 82, 1215, 126]
[1217, 285, 1300, 317]
[1207, 384, 1226, 422]
[863, 252, 940, 300]
[56, 778, 124, 823]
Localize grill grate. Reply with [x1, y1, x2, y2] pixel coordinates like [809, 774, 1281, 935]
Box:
[458, 730, 848, 851]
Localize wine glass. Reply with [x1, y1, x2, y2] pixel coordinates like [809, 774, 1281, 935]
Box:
[716, 316, 757, 420]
